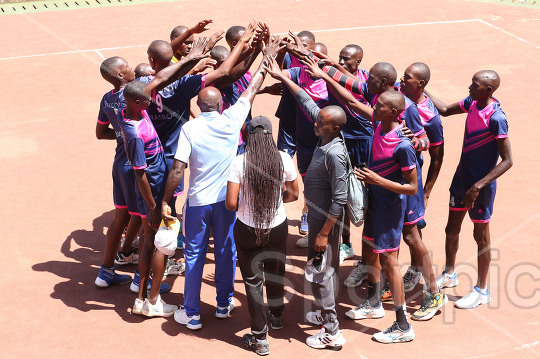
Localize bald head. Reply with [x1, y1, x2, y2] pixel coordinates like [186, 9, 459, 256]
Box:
[409, 62, 431, 84]
[371, 62, 397, 83]
[344, 44, 363, 58]
[226, 25, 246, 48]
[475, 70, 500, 91]
[170, 25, 188, 41]
[100, 56, 125, 84]
[381, 90, 406, 114]
[312, 42, 328, 56]
[197, 87, 223, 113]
[147, 40, 174, 68]
[210, 45, 230, 65]
[319, 105, 347, 128]
[134, 63, 154, 78]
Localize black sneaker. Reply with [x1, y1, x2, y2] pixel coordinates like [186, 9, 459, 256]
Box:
[268, 311, 283, 330]
[243, 334, 270, 356]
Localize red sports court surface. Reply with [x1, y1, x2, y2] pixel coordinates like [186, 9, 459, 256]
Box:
[1, 0, 539, 358]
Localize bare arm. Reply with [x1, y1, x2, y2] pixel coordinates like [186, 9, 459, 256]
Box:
[423, 143, 444, 208]
[283, 178, 299, 203]
[463, 137, 513, 209]
[356, 166, 418, 196]
[134, 169, 160, 230]
[424, 90, 463, 117]
[170, 19, 212, 56]
[225, 181, 240, 211]
[96, 122, 116, 140]
[161, 160, 187, 223]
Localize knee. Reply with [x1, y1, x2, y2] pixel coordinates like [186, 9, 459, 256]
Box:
[445, 224, 461, 237]
[473, 228, 489, 248]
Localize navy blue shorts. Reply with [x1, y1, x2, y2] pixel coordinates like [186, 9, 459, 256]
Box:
[449, 174, 496, 223]
[343, 137, 372, 168]
[277, 120, 296, 157]
[112, 162, 139, 215]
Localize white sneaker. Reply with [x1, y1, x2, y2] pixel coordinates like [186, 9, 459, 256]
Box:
[345, 301, 385, 320]
[455, 286, 490, 309]
[306, 310, 323, 325]
[296, 235, 309, 248]
[163, 258, 185, 278]
[344, 262, 368, 288]
[174, 305, 202, 330]
[373, 321, 415, 343]
[132, 298, 144, 315]
[141, 295, 177, 317]
[436, 270, 459, 289]
[339, 244, 354, 264]
[306, 328, 346, 349]
[403, 266, 423, 293]
[216, 298, 235, 318]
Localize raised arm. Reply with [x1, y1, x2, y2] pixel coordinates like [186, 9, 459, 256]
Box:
[463, 137, 513, 209]
[170, 19, 212, 57]
[424, 90, 463, 117]
[302, 56, 373, 120]
[238, 54, 269, 105]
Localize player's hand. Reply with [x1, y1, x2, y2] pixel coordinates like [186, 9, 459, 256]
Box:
[288, 31, 310, 55]
[149, 206, 161, 231]
[259, 82, 283, 95]
[191, 19, 212, 34]
[400, 126, 414, 140]
[424, 191, 430, 209]
[301, 56, 326, 79]
[161, 203, 176, 227]
[311, 50, 337, 66]
[354, 166, 379, 185]
[314, 232, 328, 252]
[192, 58, 217, 73]
[205, 30, 225, 53]
[187, 37, 209, 59]
[240, 20, 258, 43]
[463, 184, 480, 209]
[264, 56, 285, 80]
[263, 35, 284, 57]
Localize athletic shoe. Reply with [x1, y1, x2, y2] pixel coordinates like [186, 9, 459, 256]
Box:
[306, 328, 346, 350]
[345, 301, 385, 320]
[114, 250, 139, 266]
[268, 311, 283, 330]
[120, 235, 139, 250]
[372, 321, 415, 343]
[174, 306, 202, 330]
[141, 295, 177, 317]
[339, 244, 354, 264]
[436, 271, 459, 289]
[455, 286, 490, 309]
[344, 262, 367, 288]
[299, 213, 308, 235]
[163, 258, 185, 278]
[306, 310, 323, 325]
[296, 235, 309, 248]
[243, 334, 270, 356]
[129, 271, 171, 294]
[216, 298, 235, 318]
[411, 291, 448, 321]
[380, 282, 393, 302]
[132, 298, 144, 315]
[95, 265, 132, 287]
[403, 266, 422, 293]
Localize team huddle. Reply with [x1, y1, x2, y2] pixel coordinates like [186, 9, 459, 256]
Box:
[94, 19, 513, 355]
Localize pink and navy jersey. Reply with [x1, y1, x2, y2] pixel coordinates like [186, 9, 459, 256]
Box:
[356, 68, 369, 83]
[221, 70, 252, 113]
[97, 89, 127, 164]
[119, 109, 166, 195]
[286, 66, 329, 148]
[417, 96, 443, 146]
[457, 96, 508, 181]
[137, 74, 205, 160]
[282, 53, 303, 70]
[327, 88, 372, 140]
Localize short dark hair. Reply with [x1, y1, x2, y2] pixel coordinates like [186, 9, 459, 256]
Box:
[123, 80, 147, 101]
[225, 25, 246, 44]
[297, 30, 315, 42]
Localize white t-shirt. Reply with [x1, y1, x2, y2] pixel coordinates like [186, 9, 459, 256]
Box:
[175, 97, 251, 207]
[228, 150, 297, 228]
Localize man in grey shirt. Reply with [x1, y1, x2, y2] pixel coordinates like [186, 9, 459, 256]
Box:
[266, 57, 348, 349]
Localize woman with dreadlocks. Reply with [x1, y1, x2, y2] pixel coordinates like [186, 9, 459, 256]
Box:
[226, 115, 299, 356]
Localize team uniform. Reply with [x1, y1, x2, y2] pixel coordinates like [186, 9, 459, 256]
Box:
[363, 123, 417, 252]
[276, 53, 301, 157]
[417, 96, 444, 151]
[399, 97, 426, 225]
[137, 74, 206, 196]
[97, 89, 139, 215]
[118, 109, 167, 219]
[285, 66, 329, 175]
[449, 97, 508, 222]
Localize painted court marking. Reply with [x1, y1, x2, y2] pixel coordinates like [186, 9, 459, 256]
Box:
[1, 18, 538, 62]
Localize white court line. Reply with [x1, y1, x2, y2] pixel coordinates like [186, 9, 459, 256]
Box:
[477, 19, 540, 49]
[0, 18, 482, 61]
[462, 340, 540, 359]
[94, 50, 105, 60]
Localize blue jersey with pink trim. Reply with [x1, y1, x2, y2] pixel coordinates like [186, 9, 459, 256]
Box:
[360, 82, 378, 107]
[137, 74, 205, 159]
[417, 96, 443, 146]
[119, 109, 166, 195]
[221, 71, 252, 112]
[457, 97, 508, 181]
[286, 66, 329, 148]
[97, 89, 127, 164]
[327, 89, 372, 140]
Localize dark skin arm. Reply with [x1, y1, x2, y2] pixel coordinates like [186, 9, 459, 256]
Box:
[424, 143, 444, 208]
[463, 137, 513, 208]
[170, 19, 212, 56]
[283, 179, 299, 203]
[356, 167, 418, 196]
[96, 122, 116, 140]
[424, 90, 463, 117]
[161, 160, 187, 224]
[313, 215, 339, 252]
[134, 169, 161, 230]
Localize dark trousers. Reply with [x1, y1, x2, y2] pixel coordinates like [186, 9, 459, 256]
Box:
[234, 219, 288, 336]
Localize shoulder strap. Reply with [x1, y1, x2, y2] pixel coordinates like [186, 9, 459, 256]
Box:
[323, 131, 353, 172]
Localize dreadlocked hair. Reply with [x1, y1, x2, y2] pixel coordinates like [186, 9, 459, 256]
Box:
[242, 132, 284, 246]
